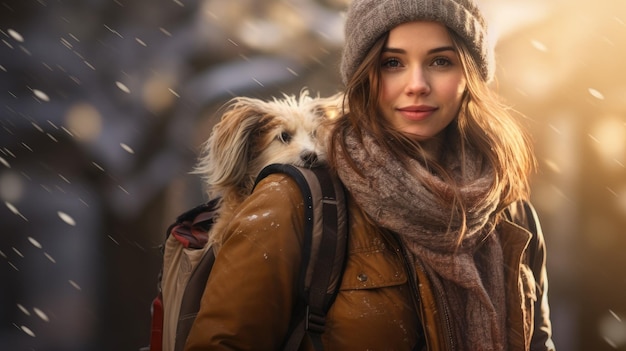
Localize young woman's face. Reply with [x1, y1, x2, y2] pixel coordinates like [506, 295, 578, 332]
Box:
[378, 21, 466, 142]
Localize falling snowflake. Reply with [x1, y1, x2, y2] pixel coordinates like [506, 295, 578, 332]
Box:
[68, 280, 81, 291]
[44, 253, 56, 263]
[57, 211, 76, 226]
[17, 304, 30, 316]
[5, 202, 27, 221]
[20, 325, 35, 337]
[33, 89, 50, 102]
[28, 237, 42, 249]
[33, 308, 49, 322]
[7, 29, 24, 42]
[120, 143, 135, 154]
[588, 88, 605, 100]
[530, 40, 547, 52]
[116, 81, 131, 93]
[135, 37, 147, 47]
[0, 156, 10, 168]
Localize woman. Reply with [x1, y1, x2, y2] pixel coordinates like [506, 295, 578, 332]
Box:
[185, 0, 556, 350]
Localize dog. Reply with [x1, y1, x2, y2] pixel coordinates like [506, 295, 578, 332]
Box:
[193, 89, 342, 247]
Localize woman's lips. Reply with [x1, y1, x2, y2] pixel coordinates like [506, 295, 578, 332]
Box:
[397, 106, 437, 121]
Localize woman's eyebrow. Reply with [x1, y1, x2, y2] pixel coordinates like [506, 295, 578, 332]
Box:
[428, 46, 456, 54]
[382, 46, 456, 54]
[382, 47, 406, 54]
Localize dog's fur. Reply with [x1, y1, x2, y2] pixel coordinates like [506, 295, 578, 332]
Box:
[194, 89, 342, 247]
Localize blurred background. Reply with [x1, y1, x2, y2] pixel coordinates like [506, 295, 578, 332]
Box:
[0, 0, 624, 350]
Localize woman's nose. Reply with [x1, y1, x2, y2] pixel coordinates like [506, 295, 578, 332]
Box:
[405, 67, 430, 96]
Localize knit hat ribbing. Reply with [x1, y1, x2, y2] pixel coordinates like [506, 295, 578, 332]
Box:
[340, 0, 494, 84]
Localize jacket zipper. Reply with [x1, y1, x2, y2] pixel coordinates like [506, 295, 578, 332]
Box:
[439, 293, 455, 351]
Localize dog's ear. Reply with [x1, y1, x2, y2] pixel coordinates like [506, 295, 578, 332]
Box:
[313, 92, 344, 120]
[197, 97, 268, 196]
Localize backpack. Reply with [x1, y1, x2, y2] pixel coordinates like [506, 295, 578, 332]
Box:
[145, 164, 348, 351]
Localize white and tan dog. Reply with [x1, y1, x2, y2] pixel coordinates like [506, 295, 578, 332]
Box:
[159, 90, 341, 350]
[194, 89, 342, 246]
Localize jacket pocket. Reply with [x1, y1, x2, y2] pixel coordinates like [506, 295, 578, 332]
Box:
[326, 248, 418, 350]
[340, 248, 407, 290]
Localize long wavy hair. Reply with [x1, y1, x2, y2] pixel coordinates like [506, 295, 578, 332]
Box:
[329, 27, 536, 241]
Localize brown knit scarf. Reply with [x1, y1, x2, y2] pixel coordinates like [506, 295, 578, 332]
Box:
[335, 128, 507, 350]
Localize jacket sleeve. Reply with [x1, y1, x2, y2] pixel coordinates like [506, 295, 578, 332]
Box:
[184, 174, 305, 351]
[524, 202, 557, 351]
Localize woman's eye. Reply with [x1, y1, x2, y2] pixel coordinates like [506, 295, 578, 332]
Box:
[432, 57, 452, 66]
[278, 131, 292, 143]
[382, 58, 402, 69]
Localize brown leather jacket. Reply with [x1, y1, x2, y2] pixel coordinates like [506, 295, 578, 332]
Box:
[185, 173, 555, 351]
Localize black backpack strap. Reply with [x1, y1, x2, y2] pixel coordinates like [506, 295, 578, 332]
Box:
[255, 164, 348, 351]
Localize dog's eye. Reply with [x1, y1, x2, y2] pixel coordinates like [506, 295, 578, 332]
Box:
[278, 131, 292, 143]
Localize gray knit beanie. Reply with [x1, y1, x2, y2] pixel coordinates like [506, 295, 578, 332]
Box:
[340, 0, 494, 84]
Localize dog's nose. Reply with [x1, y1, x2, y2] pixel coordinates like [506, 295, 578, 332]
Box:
[300, 151, 318, 166]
